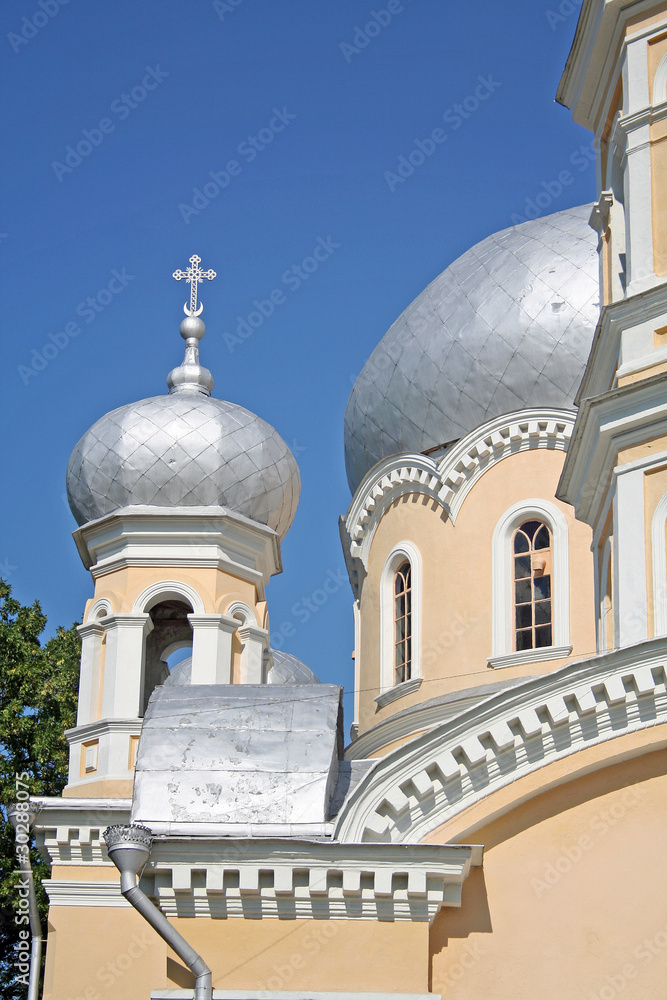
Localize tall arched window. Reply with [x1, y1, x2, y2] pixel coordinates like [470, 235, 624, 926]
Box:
[490, 499, 570, 669]
[513, 520, 552, 651]
[379, 542, 422, 702]
[393, 562, 412, 684]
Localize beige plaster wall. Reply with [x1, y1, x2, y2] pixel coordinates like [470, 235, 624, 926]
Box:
[84, 564, 260, 620]
[429, 750, 667, 999]
[43, 904, 166, 1000]
[356, 448, 595, 737]
[43, 904, 429, 997]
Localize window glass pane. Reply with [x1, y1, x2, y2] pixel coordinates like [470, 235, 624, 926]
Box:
[395, 594, 405, 618]
[514, 531, 529, 553]
[522, 520, 541, 541]
[395, 641, 405, 666]
[535, 600, 551, 625]
[395, 664, 405, 684]
[535, 625, 552, 648]
[406, 591, 411, 614]
[516, 604, 532, 629]
[534, 575, 551, 600]
[515, 578, 532, 604]
[404, 565, 411, 588]
[534, 525, 550, 550]
[516, 629, 533, 650]
[514, 555, 531, 579]
[395, 618, 405, 642]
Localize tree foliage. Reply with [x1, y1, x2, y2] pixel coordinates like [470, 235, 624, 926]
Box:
[0, 580, 80, 998]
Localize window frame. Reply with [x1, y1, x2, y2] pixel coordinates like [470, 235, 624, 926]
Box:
[490, 499, 571, 669]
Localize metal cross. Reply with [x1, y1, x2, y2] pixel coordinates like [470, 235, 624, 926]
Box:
[173, 254, 217, 316]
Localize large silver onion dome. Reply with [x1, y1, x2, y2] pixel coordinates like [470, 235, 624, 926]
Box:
[67, 314, 300, 539]
[344, 205, 599, 492]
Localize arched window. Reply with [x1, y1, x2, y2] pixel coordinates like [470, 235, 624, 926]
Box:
[379, 542, 422, 701]
[512, 520, 552, 651]
[490, 499, 570, 669]
[393, 562, 412, 684]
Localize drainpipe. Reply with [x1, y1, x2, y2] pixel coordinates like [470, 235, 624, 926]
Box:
[103, 824, 212, 1000]
[8, 803, 43, 1000]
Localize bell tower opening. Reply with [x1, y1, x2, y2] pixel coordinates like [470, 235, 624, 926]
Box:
[143, 599, 193, 712]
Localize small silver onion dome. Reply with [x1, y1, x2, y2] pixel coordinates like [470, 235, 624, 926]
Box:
[67, 310, 300, 539]
[344, 205, 599, 493]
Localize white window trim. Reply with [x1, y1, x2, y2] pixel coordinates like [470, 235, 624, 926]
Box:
[490, 499, 570, 669]
[380, 541, 421, 695]
[651, 491, 667, 635]
[653, 53, 667, 107]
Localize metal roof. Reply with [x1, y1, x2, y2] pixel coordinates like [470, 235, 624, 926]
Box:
[344, 205, 599, 493]
[131, 683, 343, 832]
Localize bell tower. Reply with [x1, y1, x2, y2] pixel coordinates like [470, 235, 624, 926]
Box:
[63, 256, 300, 797]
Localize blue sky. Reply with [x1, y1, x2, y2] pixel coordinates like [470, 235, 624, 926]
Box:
[0, 0, 592, 719]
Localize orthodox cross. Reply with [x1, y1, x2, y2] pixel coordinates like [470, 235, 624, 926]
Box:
[173, 254, 217, 316]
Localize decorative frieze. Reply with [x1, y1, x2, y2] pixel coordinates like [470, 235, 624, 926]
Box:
[335, 639, 667, 843]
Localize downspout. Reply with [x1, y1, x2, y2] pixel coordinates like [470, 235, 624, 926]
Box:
[8, 803, 43, 1000]
[104, 824, 212, 1000]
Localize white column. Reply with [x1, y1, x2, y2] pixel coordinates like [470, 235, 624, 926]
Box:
[621, 39, 656, 293]
[101, 613, 153, 718]
[238, 625, 269, 683]
[188, 613, 238, 684]
[75, 621, 105, 726]
[613, 468, 648, 646]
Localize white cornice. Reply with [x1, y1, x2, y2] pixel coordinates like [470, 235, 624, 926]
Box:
[335, 637, 667, 844]
[142, 839, 481, 922]
[41, 837, 482, 923]
[341, 410, 575, 594]
[557, 0, 662, 128]
[31, 797, 131, 865]
[64, 718, 142, 745]
[73, 505, 282, 585]
[575, 282, 667, 405]
[559, 372, 667, 523]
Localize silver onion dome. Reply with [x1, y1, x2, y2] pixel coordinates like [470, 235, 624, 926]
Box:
[344, 205, 599, 493]
[67, 312, 300, 539]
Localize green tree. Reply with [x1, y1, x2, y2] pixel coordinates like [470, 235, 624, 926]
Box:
[0, 581, 79, 998]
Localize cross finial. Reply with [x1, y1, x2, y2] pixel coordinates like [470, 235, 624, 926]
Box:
[172, 254, 217, 316]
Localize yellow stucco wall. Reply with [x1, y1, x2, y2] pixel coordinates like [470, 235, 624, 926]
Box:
[429, 749, 667, 999]
[84, 564, 261, 620]
[43, 905, 429, 997]
[356, 448, 595, 736]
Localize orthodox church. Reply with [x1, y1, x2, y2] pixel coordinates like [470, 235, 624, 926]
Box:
[29, 1, 667, 997]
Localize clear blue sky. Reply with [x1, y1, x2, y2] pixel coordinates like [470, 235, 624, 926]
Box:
[0, 0, 592, 720]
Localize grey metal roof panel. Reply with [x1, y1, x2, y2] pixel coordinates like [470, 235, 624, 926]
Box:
[131, 683, 342, 830]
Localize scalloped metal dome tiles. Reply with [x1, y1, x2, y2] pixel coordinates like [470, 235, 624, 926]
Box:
[344, 205, 600, 493]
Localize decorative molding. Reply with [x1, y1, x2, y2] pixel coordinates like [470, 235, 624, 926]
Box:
[65, 718, 143, 746]
[375, 677, 422, 709]
[73, 505, 281, 589]
[342, 409, 575, 594]
[134, 580, 205, 615]
[487, 645, 572, 670]
[31, 797, 131, 865]
[335, 637, 667, 844]
[560, 371, 667, 526]
[141, 840, 481, 922]
[491, 498, 570, 659]
[43, 879, 131, 907]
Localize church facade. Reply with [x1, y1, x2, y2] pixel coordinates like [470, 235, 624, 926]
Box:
[31, 2, 667, 997]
